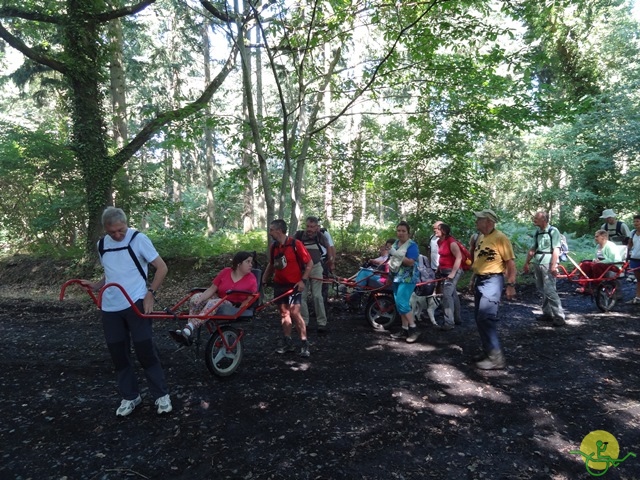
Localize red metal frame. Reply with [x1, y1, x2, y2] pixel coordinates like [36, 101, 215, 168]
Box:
[556, 261, 630, 290]
[59, 279, 293, 354]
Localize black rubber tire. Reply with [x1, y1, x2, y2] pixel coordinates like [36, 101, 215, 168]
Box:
[205, 326, 244, 377]
[364, 294, 399, 330]
[595, 283, 617, 312]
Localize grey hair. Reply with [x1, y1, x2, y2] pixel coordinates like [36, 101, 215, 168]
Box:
[102, 207, 127, 227]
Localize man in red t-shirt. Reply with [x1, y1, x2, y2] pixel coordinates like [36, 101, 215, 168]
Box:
[263, 219, 313, 357]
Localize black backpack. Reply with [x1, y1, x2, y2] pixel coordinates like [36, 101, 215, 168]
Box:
[294, 228, 328, 260]
[601, 220, 629, 245]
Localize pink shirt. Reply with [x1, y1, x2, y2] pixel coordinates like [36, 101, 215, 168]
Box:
[213, 267, 258, 304]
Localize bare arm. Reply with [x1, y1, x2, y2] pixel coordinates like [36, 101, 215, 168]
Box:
[504, 259, 516, 300]
[297, 259, 314, 291]
[143, 256, 168, 314]
[448, 241, 463, 278]
[263, 263, 273, 285]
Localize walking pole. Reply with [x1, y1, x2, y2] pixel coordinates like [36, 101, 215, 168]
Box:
[566, 253, 589, 279]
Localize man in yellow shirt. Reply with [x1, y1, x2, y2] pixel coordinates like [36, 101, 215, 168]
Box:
[471, 209, 516, 370]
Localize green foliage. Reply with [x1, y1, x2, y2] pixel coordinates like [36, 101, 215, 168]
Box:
[0, 122, 85, 254]
[331, 224, 398, 257]
[148, 228, 267, 259]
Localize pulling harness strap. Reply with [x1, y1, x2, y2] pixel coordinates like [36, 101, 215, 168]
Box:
[98, 230, 147, 281]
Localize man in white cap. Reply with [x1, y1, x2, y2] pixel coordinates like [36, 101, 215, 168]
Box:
[600, 209, 631, 246]
[471, 208, 516, 370]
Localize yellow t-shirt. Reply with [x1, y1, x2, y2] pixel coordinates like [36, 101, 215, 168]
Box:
[472, 229, 515, 275]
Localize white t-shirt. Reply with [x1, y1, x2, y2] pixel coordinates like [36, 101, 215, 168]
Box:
[429, 234, 439, 270]
[99, 228, 159, 312]
[319, 230, 334, 258]
[630, 232, 640, 260]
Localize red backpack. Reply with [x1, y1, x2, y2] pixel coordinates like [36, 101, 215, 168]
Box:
[454, 239, 473, 271]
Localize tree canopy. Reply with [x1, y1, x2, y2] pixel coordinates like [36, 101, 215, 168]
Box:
[0, 0, 638, 254]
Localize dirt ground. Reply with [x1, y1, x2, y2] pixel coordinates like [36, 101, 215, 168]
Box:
[1, 255, 640, 480]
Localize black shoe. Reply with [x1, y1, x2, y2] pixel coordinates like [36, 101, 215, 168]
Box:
[552, 318, 566, 326]
[275, 337, 296, 354]
[439, 323, 454, 331]
[535, 315, 553, 322]
[317, 325, 329, 335]
[169, 330, 191, 346]
[406, 327, 420, 343]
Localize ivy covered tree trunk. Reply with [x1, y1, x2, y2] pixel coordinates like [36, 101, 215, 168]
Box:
[65, 0, 114, 253]
[1, 0, 240, 253]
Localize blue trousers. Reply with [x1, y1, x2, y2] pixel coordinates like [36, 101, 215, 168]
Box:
[474, 274, 504, 353]
[393, 282, 415, 315]
[102, 300, 169, 401]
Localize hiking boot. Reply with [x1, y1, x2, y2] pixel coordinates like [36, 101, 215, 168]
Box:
[390, 329, 408, 339]
[439, 323, 454, 331]
[535, 315, 553, 323]
[155, 394, 172, 415]
[275, 337, 296, 354]
[626, 297, 640, 305]
[299, 341, 310, 358]
[317, 325, 329, 335]
[475, 350, 506, 370]
[406, 327, 420, 344]
[116, 395, 141, 417]
[552, 317, 566, 327]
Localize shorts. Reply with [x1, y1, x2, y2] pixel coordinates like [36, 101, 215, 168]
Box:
[630, 259, 640, 274]
[274, 283, 302, 305]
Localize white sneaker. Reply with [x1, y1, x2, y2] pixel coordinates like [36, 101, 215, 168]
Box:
[116, 395, 142, 417]
[626, 297, 640, 305]
[155, 394, 172, 414]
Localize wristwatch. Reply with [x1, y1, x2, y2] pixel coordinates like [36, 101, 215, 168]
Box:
[506, 282, 516, 287]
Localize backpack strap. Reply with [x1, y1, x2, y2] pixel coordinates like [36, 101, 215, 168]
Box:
[98, 230, 147, 281]
[534, 227, 557, 255]
[271, 236, 305, 271]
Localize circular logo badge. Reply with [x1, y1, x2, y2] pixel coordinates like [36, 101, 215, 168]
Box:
[578, 430, 620, 471]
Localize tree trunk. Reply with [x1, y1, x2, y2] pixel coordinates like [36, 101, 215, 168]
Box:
[237, 0, 275, 229]
[108, 16, 128, 149]
[65, 0, 113, 253]
[241, 20, 254, 233]
[202, 22, 216, 235]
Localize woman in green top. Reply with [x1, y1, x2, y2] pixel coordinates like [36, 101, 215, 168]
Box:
[577, 230, 625, 291]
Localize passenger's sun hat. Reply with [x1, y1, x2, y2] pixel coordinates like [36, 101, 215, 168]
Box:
[474, 209, 499, 223]
[599, 209, 617, 219]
